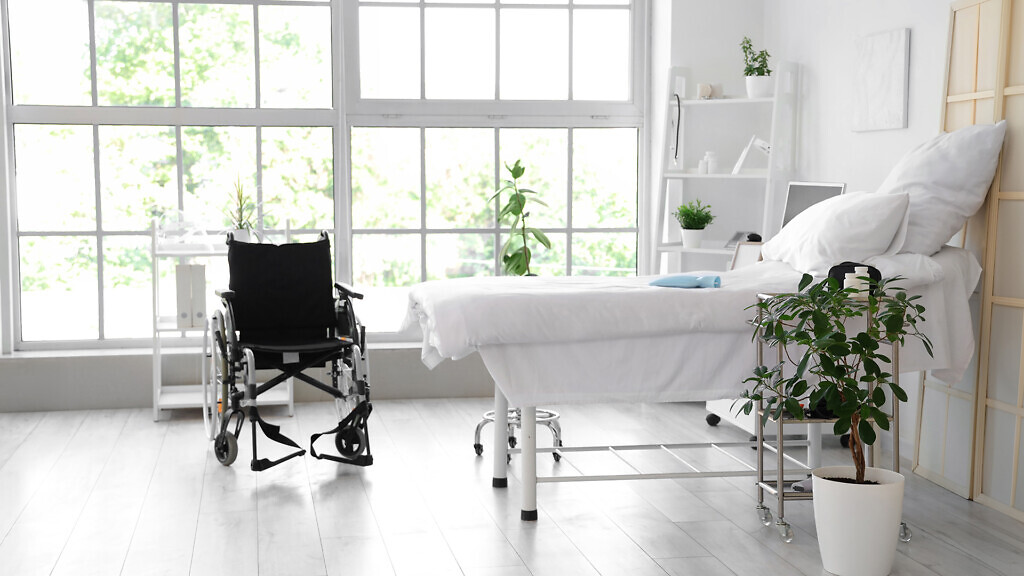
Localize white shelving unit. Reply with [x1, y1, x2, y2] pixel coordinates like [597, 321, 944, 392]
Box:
[151, 225, 294, 421]
[655, 64, 798, 273]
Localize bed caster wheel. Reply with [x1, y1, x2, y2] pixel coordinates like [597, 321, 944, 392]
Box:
[757, 506, 772, 526]
[508, 436, 517, 449]
[336, 426, 367, 459]
[214, 433, 238, 467]
[705, 413, 721, 426]
[474, 443, 483, 456]
[899, 522, 912, 542]
[777, 522, 794, 543]
[507, 454, 511, 464]
[840, 434, 850, 448]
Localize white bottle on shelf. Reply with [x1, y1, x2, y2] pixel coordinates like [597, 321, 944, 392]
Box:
[704, 151, 718, 174]
[698, 157, 708, 175]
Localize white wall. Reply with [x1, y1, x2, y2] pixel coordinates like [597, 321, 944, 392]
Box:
[764, 0, 950, 192]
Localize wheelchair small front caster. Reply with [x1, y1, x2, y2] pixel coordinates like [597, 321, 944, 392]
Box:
[757, 506, 772, 526]
[215, 433, 238, 466]
[777, 522, 794, 543]
[899, 522, 912, 542]
[336, 426, 367, 459]
[705, 413, 721, 426]
[474, 443, 483, 456]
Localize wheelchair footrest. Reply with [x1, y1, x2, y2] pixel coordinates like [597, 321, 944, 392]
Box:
[249, 407, 307, 472]
[309, 400, 374, 467]
[252, 449, 306, 472]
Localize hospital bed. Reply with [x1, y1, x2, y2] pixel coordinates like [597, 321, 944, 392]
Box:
[403, 247, 981, 520]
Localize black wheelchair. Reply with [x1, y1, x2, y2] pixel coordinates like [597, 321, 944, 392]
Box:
[203, 232, 373, 471]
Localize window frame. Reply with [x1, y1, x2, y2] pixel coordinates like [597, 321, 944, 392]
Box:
[341, 0, 649, 342]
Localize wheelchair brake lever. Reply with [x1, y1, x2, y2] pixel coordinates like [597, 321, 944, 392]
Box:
[334, 282, 364, 300]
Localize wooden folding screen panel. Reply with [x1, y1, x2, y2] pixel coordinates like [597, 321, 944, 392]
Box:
[914, 0, 1005, 499]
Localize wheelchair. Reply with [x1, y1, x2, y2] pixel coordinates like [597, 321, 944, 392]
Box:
[202, 232, 373, 471]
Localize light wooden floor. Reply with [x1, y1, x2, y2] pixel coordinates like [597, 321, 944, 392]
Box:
[0, 399, 1022, 576]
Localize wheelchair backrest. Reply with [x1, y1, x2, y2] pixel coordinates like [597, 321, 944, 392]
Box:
[227, 237, 335, 337]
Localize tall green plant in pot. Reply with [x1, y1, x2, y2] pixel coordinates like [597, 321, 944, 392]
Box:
[224, 177, 258, 242]
[739, 274, 931, 576]
[741, 36, 774, 98]
[491, 160, 551, 276]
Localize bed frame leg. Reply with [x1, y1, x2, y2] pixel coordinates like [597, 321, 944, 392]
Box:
[521, 405, 538, 521]
[492, 385, 509, 488]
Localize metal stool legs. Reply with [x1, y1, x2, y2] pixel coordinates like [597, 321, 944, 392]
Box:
[474, 408, 562, 461]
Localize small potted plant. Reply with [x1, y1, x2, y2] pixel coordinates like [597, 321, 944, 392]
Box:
[490, 159, 551, 276]
[674, 199, 714, 249]
[741, 36, 773, 98]
[739, 274, 931, 576]
[224, 177, 258, 242]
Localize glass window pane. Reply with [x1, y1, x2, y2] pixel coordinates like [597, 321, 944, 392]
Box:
[103, 236, 152, 338]
[425, 8, 496, 99]
[351, 128, 421, 229]
[500, 231, 565, 276]
[353, 234, 420, 332]
[425, 128, 494, 229]
[501, 0, 566, 4]
[182, 126, 257, 230]
[15, 125, 95, 232]
[259, 5, 332, 108]
[100, 126, 177, 232]
[261, 127, 334, 230]
[572, 128, 637, 228]
[573, 9, 630, 101]
[427, 234, 495, 280]
[95, 1, 175, 106]
[179, 4, 255, 108]
[20, 236, 98, 341]
[8, 0, 91, 105]
[572, 232, 635, 276]
[359, 7, 421, 99]
[499, 128, 567, 228]
[500, 9, 568, 100]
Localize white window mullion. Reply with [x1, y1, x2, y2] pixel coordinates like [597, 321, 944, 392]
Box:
[566, 127, 573, 275]
[493, 127, 500, 274]
[419, 126, 427, 282]
[92, 125, 105, 340]
[252, 3, 261, 109]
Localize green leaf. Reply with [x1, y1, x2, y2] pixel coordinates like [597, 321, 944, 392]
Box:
[527, 228, 552, 249]
[507, 160, 525, 180]
[870, 408, 890, 431]
[889, 382, 908, 402]
[798, 273, 813, 291]
[858, 419, 876, 445]
[833, 418, 851, 436]
[872, 386, 886, 406]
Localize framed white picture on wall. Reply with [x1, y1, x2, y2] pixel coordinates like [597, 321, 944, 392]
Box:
[852, 28, 911, 132]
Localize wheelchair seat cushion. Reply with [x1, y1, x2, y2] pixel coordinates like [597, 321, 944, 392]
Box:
[228, 237, 336, 335]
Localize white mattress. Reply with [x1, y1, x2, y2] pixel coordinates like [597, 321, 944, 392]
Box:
[404, 247, 981, 408]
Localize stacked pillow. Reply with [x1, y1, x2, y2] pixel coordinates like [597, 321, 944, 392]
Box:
[762, 121, 1006, 275]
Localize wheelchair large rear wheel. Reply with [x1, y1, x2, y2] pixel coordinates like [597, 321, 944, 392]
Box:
[203, 316, 229, 440]
[215, 432, 238, 466]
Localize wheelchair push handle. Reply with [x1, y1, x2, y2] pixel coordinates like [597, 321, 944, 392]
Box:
[334, 282, 363, 300]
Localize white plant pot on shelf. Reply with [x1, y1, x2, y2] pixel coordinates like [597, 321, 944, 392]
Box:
[745, 75, 775, 98]
[812, 466, 905, 576]
[230, 229, 250, 243]
[681, 228, 705, 249]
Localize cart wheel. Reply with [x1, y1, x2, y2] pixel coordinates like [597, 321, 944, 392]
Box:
[508, 436, 517, 449]
[758, 507, 772, 526]
[899, 522, 912, 542]
[474, 443, 483, 456]
[336, 426, 367, 459]
[777, 522, 794, 543]
[552, 440, 563, 462]
[840, 434, 850, 448]
[215, 433, 238, 466]
[706, 413, 721, 426]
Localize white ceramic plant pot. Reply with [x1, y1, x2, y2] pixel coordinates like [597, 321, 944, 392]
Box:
[745, 75, 775, 98]
[681, 228, 705, 249]
[231, 229, 250, 243]
[812, 466, 905, 576]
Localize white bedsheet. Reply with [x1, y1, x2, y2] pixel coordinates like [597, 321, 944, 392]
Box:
[404, 247, 980, 408]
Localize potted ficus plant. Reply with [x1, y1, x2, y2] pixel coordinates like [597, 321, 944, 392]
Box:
[224, 176, 258, 242]
[739, 274, 931, 576]
[741, 36, 773, 98]
[490, 159, 551, 276]
[674, 199, 714, 248]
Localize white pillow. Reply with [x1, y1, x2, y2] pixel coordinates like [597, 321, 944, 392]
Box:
[761, 191, 910, 277]
[878, 121, 1006, 255]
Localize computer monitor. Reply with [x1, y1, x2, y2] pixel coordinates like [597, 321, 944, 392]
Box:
[782, 182, 847, 228]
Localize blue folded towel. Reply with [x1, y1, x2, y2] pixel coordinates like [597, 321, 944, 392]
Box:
[649, 275, 721, 289]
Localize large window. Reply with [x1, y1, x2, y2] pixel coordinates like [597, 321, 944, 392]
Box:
[4, 0, 335, 348]
[344, 0, 644, 334]
[0, 0, 644, 348]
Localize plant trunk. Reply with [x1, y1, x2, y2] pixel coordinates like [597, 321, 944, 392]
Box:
[849, 413, 866, 484]
[520, 219, 531, 275]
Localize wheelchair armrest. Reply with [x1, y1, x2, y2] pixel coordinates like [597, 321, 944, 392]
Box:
[216, 289, 235, 300]
[334, 282, 363, 300]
